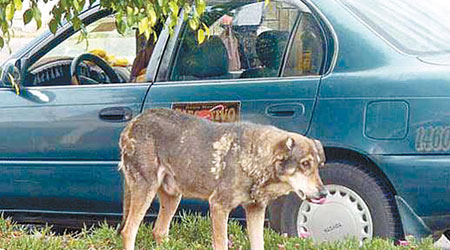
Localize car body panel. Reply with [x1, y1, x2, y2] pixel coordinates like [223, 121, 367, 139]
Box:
[373, 155, 450, 217]
[0, 84, 149, 212]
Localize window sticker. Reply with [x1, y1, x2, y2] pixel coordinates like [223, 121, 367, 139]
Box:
[171, 101, 241, 123]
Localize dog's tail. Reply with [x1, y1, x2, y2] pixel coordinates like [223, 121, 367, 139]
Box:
[118, 121, 137, 172]
[117, 171, 130, 235]
[117, 121, 136, 235]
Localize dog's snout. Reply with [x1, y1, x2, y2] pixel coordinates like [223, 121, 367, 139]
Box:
[318, 186, 328, 199]
[306, 186, 327, 205]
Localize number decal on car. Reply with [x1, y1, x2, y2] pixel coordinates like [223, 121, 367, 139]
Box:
[415, 126, 450, 152]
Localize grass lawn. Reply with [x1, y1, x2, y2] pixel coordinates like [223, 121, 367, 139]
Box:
[0, 213, 437, 250]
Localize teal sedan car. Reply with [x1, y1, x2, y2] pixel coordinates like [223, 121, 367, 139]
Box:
[1, 0, 450, 243]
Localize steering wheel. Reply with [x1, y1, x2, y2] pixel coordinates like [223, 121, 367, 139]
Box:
[70, 53, 120, 85]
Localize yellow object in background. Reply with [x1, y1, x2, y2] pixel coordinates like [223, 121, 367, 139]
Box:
[302, 51, 312, 72]
[88, 49, 129, 67]
[89, 49, 107, 58]
[105, 54, 115, 64]
[113, 58, 129, 67]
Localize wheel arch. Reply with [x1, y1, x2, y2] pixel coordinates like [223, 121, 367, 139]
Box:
[324, 147, 398, 197]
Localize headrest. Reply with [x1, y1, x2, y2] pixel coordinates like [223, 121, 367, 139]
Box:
[177, 36, 229, 78]
[256, 30, 289, 69]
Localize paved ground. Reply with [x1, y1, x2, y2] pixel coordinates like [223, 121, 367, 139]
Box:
[436, 236, 450, 249]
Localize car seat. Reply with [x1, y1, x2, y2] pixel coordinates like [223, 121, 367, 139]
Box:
[171, 35, 230, 81]
[240, 30, 289, 78]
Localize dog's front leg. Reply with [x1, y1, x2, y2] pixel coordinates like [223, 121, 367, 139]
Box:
[244, 203, 267, 250]
[210, 202, 231, 250]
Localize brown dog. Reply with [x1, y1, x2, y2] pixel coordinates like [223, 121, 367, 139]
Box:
[118, 108, 326, 250]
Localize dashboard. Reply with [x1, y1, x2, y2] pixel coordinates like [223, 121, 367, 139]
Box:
[24, 57, 130, 86]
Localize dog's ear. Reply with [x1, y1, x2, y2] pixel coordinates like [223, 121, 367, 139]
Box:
[274, 137, 295, 161]
[312, 139, 326, 167]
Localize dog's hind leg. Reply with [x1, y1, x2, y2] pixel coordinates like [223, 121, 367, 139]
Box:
[152, 188, 182, 244]
[121, 180, 159, 250]
[243, 203, 267, 250]
[209, 199, 231, 250]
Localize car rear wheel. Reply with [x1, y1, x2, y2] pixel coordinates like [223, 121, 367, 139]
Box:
[269, 161, 403, 242]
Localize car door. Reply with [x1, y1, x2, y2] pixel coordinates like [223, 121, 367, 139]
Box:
[0, 11, 156, 214]
[144, 0, 325, 133]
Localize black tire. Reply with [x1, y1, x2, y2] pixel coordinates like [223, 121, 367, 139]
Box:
[444, 230, 450, 241]
[269, 161, 403, 241]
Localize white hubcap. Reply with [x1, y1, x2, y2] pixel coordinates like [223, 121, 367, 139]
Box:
[297, 184, 373, 242]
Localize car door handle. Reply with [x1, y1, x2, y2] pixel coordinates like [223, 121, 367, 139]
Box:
[99, 107, 133, 122]
[268, 110, 295, 117]
[265, 103, 305, 118]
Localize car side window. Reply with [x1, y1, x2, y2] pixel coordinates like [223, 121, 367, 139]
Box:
[43, 16, 136, 65]
[25, 15, 138, 86]
[283, 12, 324, 77]
[168, 1, 300, 82]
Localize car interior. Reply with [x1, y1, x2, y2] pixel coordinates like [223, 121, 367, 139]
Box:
[16, 1, 323, 87]
[168, 1, 323, 82]
[21, 15, 160, 87]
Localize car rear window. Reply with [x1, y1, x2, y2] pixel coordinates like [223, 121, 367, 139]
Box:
[340, 0, 450, 55]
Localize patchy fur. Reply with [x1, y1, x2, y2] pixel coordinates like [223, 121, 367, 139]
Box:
[211, 132, 236, 179]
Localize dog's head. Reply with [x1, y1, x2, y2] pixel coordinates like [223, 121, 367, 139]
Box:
[273, 135, 327, 204]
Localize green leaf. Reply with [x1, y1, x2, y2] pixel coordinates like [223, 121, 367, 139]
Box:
[117, 20, 126, 34]
[196, 0, 206, 15]
[152, 29, 158, 42]
[184, 5, 192, 20]
[72, 16, 82, 31]
[144, 28, 150, 40]
[188, 18, 198, 30]
[49, 19, 58, 34]
[157, 0, 163, 8]
[14, 0, 22, 11]
[8, 73, 20, 95]
[36, 19, 42, 29]
[0, 37, 4, 48]
[79, 0, 86, 10]
[73, 0, 80, 12]
[138, 17, 149, 35]
[126, 13, 134, 27]
[168, 1, 179, 15]
[33, 7, 42, 29]
[6, 4, 15, 21]
[202, 23, 210, 38]
[23, 9, 33, 25]
[197, 28, 205, 44]
[148, 8, 157, 26]
[126, 6, 133, 17]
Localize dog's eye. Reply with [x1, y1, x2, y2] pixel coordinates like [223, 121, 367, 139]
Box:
[301, 160, 311, 169]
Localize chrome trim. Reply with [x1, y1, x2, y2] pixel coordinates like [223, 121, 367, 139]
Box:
[153, 75, 321, 86]
[0, 82, 150, 91]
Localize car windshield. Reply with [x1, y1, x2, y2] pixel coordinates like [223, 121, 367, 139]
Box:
[340, 0, 450, 55]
